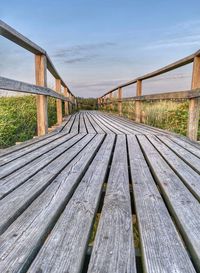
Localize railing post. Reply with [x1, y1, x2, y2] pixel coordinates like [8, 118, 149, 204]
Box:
[35, 54, 48, 136]
[118, 87, 122, 116]
[109, 92, 113, 111]
[187, 56, 200, 140]
[135, 80, 142, 122]
[55, 78, 63, 125]
[64, 87, 69, 115]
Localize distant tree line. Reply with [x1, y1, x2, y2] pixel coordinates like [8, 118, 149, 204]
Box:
[76, 97, 98, 110]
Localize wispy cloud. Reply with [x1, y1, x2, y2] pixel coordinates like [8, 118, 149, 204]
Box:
[145, 20, 200, 50]
[52, 42, 116, 64]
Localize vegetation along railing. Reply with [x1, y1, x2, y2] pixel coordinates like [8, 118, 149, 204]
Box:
[98, 50, 200, 141]
[0, 20, 76, 136]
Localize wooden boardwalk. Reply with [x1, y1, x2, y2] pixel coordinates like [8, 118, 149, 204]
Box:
[0, 111, 200, 273]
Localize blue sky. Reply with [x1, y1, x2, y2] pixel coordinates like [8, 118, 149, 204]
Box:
[1, 0, 200, 97]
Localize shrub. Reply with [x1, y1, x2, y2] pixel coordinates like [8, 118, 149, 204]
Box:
[0, 95, 57, 148]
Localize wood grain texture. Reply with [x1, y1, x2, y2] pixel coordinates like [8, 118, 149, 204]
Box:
[0, 76, 69, 101]
[0, 135, 94, 234]
[147, 135, 200, 201]
[0, 135, 104, 273]
[88, 135, 136, 273]
[187, 56, 200, 140]
[28, 135, 114, 273]
[138, 134, 200, 271]
[128, 135, 196, 273]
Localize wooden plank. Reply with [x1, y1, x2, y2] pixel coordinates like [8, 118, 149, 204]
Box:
[84, 113, 96, 134]
[157, 135, 200, 174]
[122, 89, 200, 101]
[88, 135, 136, 273]
[169, 136, 200, 159]
[138, 135, 200, 271]
[101, 111, 172, 135]
[100, 112, 159, 135]
[147, 135, 200, 201]
[0, 130, 59, 158]
[0, 135, 104, 272]
[97, 112, 143, 135]
[0, 130, 74, 167]
[60, 114, 76, 133]
[94, 114, 123, 134]
[0, 76, 69, 100]
[28, 135, 115, 273]
[35, 54, 48, 136]
[70, 113, 80, 134]
[0, 133, 77, 179]
[128, 135, 196, 273]
[86, 112, 113, 134]
[0, 134, 95, 234]
[79, 112, 87, 133]
[0, 134, 82, 198]
[187, 56, 200, 140]
[86, 112, 105, 134]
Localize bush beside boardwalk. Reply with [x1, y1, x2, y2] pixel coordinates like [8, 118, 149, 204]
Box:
[1, 96, 199, 148]
[104, 99, 200, 140]
[0, 96, 58, 148]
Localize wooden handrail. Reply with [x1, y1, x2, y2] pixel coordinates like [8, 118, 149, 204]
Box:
[0, 76, 73, 101]
[0, 20, 77, 136]
[101, 89, 200, 102]
[99, 52, 200, 141]
[100, 49, 200, 97]
[0, 20, 73, 95]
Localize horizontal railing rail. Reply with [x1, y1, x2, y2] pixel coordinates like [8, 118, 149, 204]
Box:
[0, 20, 77, 136]
[98, 51, 200, 141]
[0, 76, 71, 101]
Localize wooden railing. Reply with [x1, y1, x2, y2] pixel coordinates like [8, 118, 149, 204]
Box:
[0, 20, 76, 136]
[98, 50, 200, 140]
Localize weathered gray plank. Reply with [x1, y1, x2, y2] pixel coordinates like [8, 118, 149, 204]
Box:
[88, 135, 136, 273]
[28, 135, 115, 273]
[0, 135, 104, 272]
[128, 135, 196, 273]
[0, 134, 95, 234]
[0, 133, 77, 178]
[138, 135, 200, 271]
[0, 130, 59, 158]
[84, 113, 97, 134]
[61, 114, 76, 133]
[168, 136, 200, 159]
[157, 135, 200, 174]
[70, 113, 80, 134]
[93, 114, 123, 134]
[86, 112, 113, 134]
[0, 134, 83, 199]
[86, 112, 105, 133]
[147, 135, 200, 201]
[79, 112, 87, 133]
[0, 129, 72, 167]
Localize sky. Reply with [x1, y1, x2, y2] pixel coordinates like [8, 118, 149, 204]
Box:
[1, 0, 200, 98]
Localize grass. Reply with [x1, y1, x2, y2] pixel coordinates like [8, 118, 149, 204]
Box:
[0, 95, 58, 148]
[103, 99, 200, 140]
